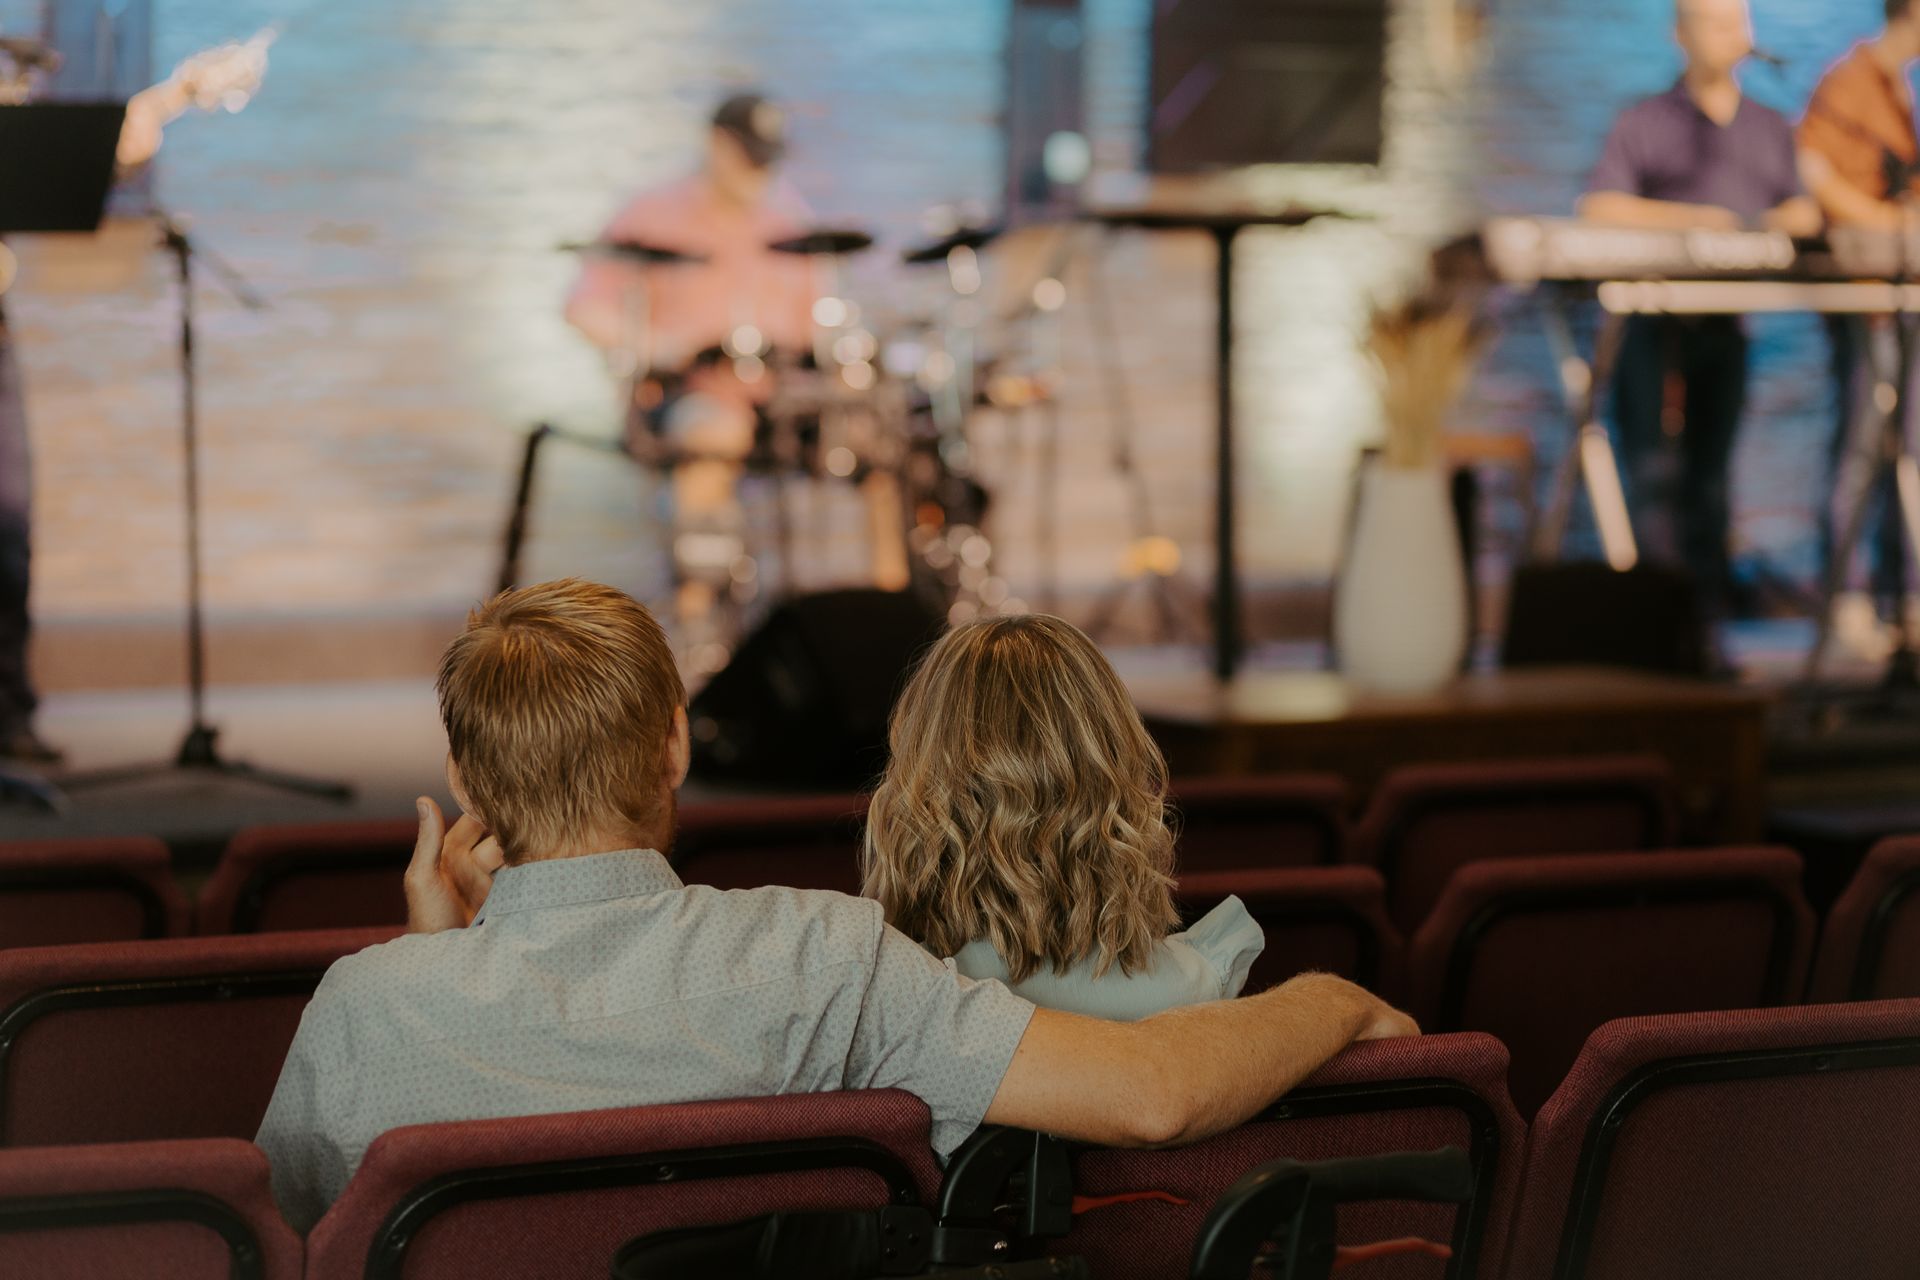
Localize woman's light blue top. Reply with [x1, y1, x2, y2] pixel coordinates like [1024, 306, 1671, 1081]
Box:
[948, 896, 1265, 1021]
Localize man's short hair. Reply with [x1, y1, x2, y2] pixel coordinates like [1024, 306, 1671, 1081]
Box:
[1893, 0, 1917, 24]
[436, 579, 684, 863]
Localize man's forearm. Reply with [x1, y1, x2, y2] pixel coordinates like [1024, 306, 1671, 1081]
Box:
[984, 972, 1394, 1148]
[1578, 192, 1739, 230]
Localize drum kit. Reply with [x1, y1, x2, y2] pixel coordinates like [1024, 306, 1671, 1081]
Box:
[506, 211, 1059, 649]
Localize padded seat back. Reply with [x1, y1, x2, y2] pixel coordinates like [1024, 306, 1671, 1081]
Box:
[0, 837, 187, 949]
[1811, 835, 1920, 1002]
[1504, 1001, 1920, 1280]
[1408, 848, 1815, 1116]
[196, 820, 416, 934]
[0, 928, 395, 1146]
[1048, 1033, 1524, 1280]
[306, 1090, 943, 1280]
[0, 1137, 301, 1280]
[1355, 756, 1681, 934]
[1170, 774, 1349, 871]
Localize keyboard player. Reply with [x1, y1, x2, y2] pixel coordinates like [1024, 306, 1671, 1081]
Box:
[1578, 0, 1821, 616]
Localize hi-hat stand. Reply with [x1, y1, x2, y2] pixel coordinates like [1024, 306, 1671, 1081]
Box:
[60, 215, 351, 800]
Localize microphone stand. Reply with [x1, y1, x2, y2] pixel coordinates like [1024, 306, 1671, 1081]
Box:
[60, 212, 352, 800]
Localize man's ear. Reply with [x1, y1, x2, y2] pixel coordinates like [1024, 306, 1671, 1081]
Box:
[666, 706, 691, 791]
[446, 754, 482, 825]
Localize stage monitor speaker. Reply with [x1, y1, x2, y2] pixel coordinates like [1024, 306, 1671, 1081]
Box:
[1148, 0, 1386, 171]
[1501, 562, 1709, 678]
[1004, 0, 1088, 221]
[688, 589, 946, 789]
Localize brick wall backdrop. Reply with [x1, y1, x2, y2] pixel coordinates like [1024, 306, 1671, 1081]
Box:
[2, 0, 1882, 687]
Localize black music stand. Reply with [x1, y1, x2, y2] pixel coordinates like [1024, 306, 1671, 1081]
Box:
[0, 104, 127, 812]
[0, 109, 351, 801]
[1080, 205, 1353, 680]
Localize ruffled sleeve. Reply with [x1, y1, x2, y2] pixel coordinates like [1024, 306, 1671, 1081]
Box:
[1183, 896, 1266, 997]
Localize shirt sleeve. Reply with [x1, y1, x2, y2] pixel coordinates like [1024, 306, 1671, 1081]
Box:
[1182, 895, 1267, 997]
[1586, 110, 1645, 199]
[254, 992, 354, 1233]
[846, 923, 1036, 1157]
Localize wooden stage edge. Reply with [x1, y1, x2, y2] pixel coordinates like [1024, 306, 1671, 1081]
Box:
[1129, 665, 1770, 844]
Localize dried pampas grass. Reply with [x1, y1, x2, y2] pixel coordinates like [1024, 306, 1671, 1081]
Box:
[1367, 294, 1489, 470]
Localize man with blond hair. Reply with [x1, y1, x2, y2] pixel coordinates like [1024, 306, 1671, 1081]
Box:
[255, 579, 1415, 1231]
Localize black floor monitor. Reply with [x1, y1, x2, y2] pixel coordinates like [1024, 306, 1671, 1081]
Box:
[0, 102, 126, 233]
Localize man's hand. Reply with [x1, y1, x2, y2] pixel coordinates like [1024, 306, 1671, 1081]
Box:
[404, 797, 504, 934]
[1356, 1002, 1421, 1041]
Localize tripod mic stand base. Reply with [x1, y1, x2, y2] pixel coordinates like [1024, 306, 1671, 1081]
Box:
[57, 722, 355, 802]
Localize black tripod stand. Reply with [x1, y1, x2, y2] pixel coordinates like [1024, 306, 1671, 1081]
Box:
[60, 216, 351, 800]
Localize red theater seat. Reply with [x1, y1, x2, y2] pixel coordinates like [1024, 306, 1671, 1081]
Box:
[0, 1137, 301, 1280]
[1811, 835, 1920, 1002]
[1169, 774, 1349, 870]
[1353, 755, 1681, 934]
[0, 837, 188, 949]
[305, 1090, 943, 1280]
[1408, 848, 1815, 1116]
[1503, 1001, 1920, 1280]
[671, 794, 867, 894]
[196, 820, 416, 934]
[1035, 1032, 1524, 1280]
[1177, 865, 1403, 996]
[0, 927, 395, 1147]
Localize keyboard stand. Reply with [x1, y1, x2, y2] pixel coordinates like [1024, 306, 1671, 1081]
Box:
[1531, 285, 1640, 570]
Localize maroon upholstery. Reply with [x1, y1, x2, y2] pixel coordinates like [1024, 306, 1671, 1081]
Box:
[196, 819, 417, 935]
[1169, 774, 1349, 871]
[1177, 866, 1404, 998]
[1504, 1000, 1920, 1280]
[0, 1137, 301, 1280]
[0, 927, 395, 1147]
[1352, 755, 1682, 933]
[671, 794, 868, 894]
[1408, 848, 1815, 1117]
[1811, 836, 1920, 1002]
[306, 1089, 944, 1280]
[0, 837, 188, 949]
[1050, 1032, 1524, 1280]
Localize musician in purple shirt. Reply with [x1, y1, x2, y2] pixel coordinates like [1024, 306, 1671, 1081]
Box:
[1579, 0, 1821, 618]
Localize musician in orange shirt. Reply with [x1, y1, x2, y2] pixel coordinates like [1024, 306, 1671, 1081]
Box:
[1798, 0, 1920, 617]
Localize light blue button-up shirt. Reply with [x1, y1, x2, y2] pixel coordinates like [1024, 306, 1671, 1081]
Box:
[949, 896, 1265, 1021]
[255, 849, 1036, 1231]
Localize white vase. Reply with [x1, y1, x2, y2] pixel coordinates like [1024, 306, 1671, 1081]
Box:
[1334, 459, 1469, 695]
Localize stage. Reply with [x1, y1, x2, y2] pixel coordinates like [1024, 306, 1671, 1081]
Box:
[4, 632, 1917, 875]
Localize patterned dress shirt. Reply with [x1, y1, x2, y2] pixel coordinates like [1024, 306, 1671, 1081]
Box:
[255, 849, 1036, 1231]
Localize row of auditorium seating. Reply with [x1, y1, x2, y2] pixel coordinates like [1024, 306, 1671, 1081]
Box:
[0, 842, 1913, 1154]
[0, 755, 1687, 947]
[3, 999, 1916, 1279]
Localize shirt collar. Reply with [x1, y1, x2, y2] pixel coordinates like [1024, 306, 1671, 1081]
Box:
[1666, 78, 1743, 126]
[472, 848, 683, 925]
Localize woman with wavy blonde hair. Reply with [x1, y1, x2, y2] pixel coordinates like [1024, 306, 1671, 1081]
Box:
[863, 614, 1262, 1019]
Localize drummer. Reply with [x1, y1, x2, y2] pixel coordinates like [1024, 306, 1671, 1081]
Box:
[564, 93, 822, 639]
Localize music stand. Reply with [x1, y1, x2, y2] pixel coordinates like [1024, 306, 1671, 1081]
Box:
[0, 104, 126, 812]
[0, 103, 125, 233]
[0, 105, 350, 801]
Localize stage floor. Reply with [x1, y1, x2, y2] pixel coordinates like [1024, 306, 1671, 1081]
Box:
[2, 622, 1917, 865]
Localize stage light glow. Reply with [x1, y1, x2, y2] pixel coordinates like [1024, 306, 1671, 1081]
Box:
[812, 296, 848, 328]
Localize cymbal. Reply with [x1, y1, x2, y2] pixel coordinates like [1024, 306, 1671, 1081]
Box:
[768, 229, 874, 257]
[561, 240, 707, 266]
[902, 224, 1004, 265]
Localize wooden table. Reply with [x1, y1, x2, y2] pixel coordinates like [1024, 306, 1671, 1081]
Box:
[1131, 666, 1772, 842]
